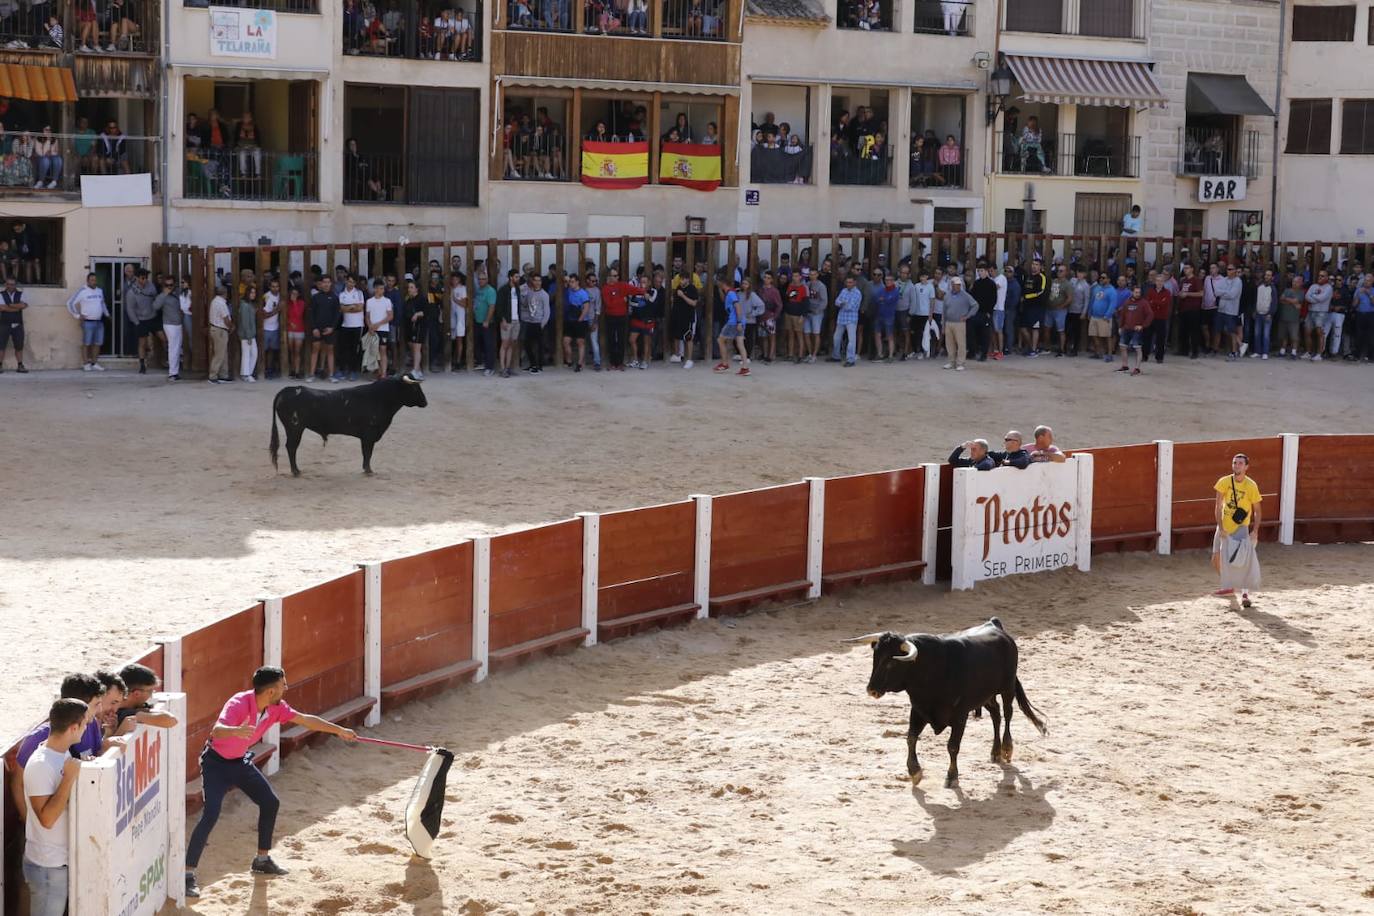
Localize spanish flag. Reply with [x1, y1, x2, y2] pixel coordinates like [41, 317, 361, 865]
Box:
[581, 141, 649, 190]
[659, 142, 723, 191]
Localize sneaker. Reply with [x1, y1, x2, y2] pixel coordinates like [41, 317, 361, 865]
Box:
[348, 371, 358, 381]
[1239, 342, 1249, 357]
[47, 180, 58, 189]
[713, 362, 729, 372]
[1278, 348, 1286, 357]
[1026, 350, 1039, 358]
[1213, 588, 1234, 597]
[991, 351, 1003, 360]
[574, 363, 582, 372]
[246, 375, 257, 383]
[411, 369, 425, 380]
[83, 363, 93, 371]
[1301, 352, 1312, 360]
[955, 365, 965, 371]
[843, 360, 855, 367]
[33, 180, 43, 189]
[91, 363, 106, 371]
[328, 375, 341, 382]
[683, 359, 693, 369]
[16, 363, 27, 373]
[1312, 354, 1322, 362]
[637, 362, 645, 370]
[942, 362, 953, 370]
[1116, 366, 1129, 372]
[1241, 593, 1253, 609]
[737, 366, 750, 376]
[1130, 368, 1141, 376]
[628, 360, 639, 369]
[669, 353, 681, 363]
[1248, 352, 1260, 359]
[251, 855, 289, 876]
[185, 873, 201, 900]
[1261, 354, 1269, 360]
[1104, 354, 1115, 363]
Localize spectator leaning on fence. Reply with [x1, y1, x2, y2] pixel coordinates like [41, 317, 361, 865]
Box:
[113, 662, 179, 736]
[949, 439, 996, 471]
[22, 698, 87, 916]
[988, 430, 1032, 469]
[1028, 425, 1066, 463]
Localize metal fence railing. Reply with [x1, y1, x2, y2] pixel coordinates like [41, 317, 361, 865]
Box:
[750, 143, 813, 184]
[913, 0, 971, 34]
[994, 132, 1140, 178]
[343, 1, 483, 60]
[662, 0, 726, 38]
[0, 132, 159, 193]
[184, 0, 319, 12]
[2, 0, 158, 52]
[1178, 127, 1261, 179]
[908, 142, 965, 188]
[183, 149, 317, 201]
[830, 149, 892, 186]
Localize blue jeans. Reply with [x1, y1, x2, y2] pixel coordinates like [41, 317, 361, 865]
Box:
[1252, 314, 1271, 356]
[186, 748, 279, 868]
[22, 860, 68, 916]
[832, 321, 858, 362]
[37, 155, 62, 184]
[81, 318, 105, 346]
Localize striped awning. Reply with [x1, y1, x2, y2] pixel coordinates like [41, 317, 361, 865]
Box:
[1004, 54, 1166, 110]
[0, 63, 79, 102]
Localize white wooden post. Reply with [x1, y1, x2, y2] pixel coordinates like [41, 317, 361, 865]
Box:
[70, 756, 115, 916]
[472, 537, 491, 681]
[164, 692, 188, 908]
[577, 512, 600, 646]
[262, 596, 283, 775]
[157, 636, 183, 693]
[1075, 452, 1094, 573]
[1279, 432, 1299, 546]
[361, 562, 382, 727]
[949, 468, 973, 590]
[692, 494, 712, 618]
[1154, 439, 1174, 555]
[921, 463, 940, 585]
[805, 477, 824, 599]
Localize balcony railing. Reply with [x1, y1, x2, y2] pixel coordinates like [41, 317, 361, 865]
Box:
[504, 0, 725, 37]
[343, 2, 484, 60]
[838, 0, 892, 31]
[183, 149, 317, 202]
[994, 132, 1140, 177]
[913, 0, 971, 35]
[0, 133, 159, 194]
[1, 0, 158, 53]
[830, 149, 892, 186]
[185, 0, 318, 12]
[1177, 126, 1260, 179]
[505, 131, 570, 181]
[662, 0, 726, 39]
[1002, 0, 1141, 38]
[909, 143, 966, 188]
[750, 143, 812, 184]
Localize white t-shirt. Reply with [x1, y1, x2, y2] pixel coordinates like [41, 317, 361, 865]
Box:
[365, 295, 392, 331]
[262, 291, 280, 331]
[339, 287, 366, 328]
[455, 16, 471, 32]
[450, 284, 468, 337]
[24, 745, 70, 868]
[435, 14, 456, 32]
[1121, 213, 1142, 236]
[209, 296, 231, 329]
[993, 273, 1008, 311]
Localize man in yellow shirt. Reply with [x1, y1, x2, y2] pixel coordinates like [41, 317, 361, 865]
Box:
[1213, 453, 1262, 608]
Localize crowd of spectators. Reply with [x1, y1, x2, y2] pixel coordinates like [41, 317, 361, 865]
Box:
[0, 118, 131, 190]
[829, 106, 889, 184]
[502, 0, 723, 36]
[4, 665, 178, 916]
[342, 0, 477, 59]
[502, 104, 567, 179]
[183, 110, 264, 198]
[910, 128, 961, 187]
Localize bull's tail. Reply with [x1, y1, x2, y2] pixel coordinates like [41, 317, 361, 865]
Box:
[269, 389, 283, 472]
[1014, 678, 1048, 737]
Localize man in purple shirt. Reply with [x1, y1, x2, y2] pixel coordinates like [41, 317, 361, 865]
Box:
[15, 673, 118, 767]
[184, 666, 357, 901]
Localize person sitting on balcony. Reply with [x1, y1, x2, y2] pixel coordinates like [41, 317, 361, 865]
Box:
[33, 127, 61, 190]
[364, 8, 391, 54]
[908, 133, 933, 186]
[940, 0, 963, 33]
[42, 14, 62, 49]
[1020, 115, 1049, 174]
[525, 124, 553, 178]
[701, 121, 719, 144]
[663, 126, 681, 145]
[72, 116, 98, 177]
[586, 120, 611, 143]
[345, 137, 385, 199]
[625, 0, 647, 33]
[382, 5, 404, 44]
[96, 120, 129, 175]
[938, 134, 962, 186]
[702, 0, 721, 35]
[511, 0, 533, 27]
[235, 112, 262, 179]
[454, 8, 473, 57]
[597, 0, 620, 33]
[74, 0, 98, 52]
[433, 8, 458, 57]
[685, 0, 703, 35]
[9, 133, 35, 188]
[673, 112, 693, 142]
[107, 0, 139, 51]
[860, 0, 882, 29]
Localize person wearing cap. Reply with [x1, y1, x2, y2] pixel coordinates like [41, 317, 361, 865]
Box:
[988, 431, 1031, 469]
[940, 274, 977, 371]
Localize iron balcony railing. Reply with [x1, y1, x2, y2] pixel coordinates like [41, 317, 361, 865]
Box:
[750, 143, 813, 184]
[1177, 126, 1261, 179]
[343, 0, 484, 60]
[994, 132, 1140, 178]
[909, 142, 966, 188]
[913, 0, 971, 35]
[0, 132, 158, 193]
[185, 0, 319, 12]
[830, 147, 892, 186]
[183, 148, 317, 201]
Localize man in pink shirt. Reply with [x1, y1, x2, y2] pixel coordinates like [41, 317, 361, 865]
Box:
[184, 666, 357, 900]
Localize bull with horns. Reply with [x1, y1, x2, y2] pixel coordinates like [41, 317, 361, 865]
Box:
[842, 617, 1047, 787]
[269, 373, 428, 476]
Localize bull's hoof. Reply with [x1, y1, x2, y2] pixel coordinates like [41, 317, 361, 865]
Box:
[944, 774, 959, 788]
[291, 470, 301, 478]
[1000, 743, 1014, 764]
[363, 468, 374, 476]
[908, 768, 923, 785]
[990, 746, 1002, 763]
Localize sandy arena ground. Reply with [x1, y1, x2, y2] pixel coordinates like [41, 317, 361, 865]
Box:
[1, 355, 1371, 912]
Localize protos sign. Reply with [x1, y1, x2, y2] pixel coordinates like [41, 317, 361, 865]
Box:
[950, 457, 1094, 590]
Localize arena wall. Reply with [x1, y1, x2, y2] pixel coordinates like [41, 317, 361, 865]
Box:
[3, 432, 1371, 914]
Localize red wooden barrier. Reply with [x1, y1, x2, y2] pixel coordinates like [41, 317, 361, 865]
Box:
[280, 572, 372, 756]
[709, 483, 810, 615]
[379, 542, 479, 707]
[1295, 434, 1374, 542]
[488, 520, 587, 668]
[1172, 437, 1283, 550]
[131, 645, 165, 683]
[597, 501, 698, 641]
[181, 604, 265, 781]
[1075, 444, 1158, 554]
[822, 468, 926, 593]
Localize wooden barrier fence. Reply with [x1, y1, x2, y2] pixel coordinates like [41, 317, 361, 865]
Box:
[3, 432, 1372, 913]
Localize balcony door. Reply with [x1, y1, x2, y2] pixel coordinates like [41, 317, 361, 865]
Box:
[407, 88, 479, 204]
[1073, 193, 1132, 238]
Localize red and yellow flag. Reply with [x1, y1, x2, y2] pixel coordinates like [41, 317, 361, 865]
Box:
[659, 142, 722, 191]
[580, 141, 649, 190]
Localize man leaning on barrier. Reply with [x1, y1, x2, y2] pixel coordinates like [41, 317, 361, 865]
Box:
[949, 439, 997, 471]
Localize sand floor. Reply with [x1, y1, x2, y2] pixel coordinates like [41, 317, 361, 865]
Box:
[180, 546, 1374, 915]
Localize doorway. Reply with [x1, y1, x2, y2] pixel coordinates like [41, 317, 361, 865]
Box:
[91, 256, 148, 357]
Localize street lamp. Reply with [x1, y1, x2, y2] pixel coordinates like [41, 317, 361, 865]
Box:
[986, 64, 1014, 125]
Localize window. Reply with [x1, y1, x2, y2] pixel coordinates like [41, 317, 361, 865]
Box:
[838, 0, 893, 30]
[933, 208, 968, 234]
[183, 78, 321, 202]
[1290, 4, 1355, 40]
[345, 84, 479, 204]
[1004, 0, 1062, 33]
[910, 94, 966, 188]
[344, 0, 484, 60]
[1340, 99, 1374, 153]
[1004, 208, 1045, 234]
[1172, 208, 1204, 238]
[830, 89, 893, 186]
[2, 217, 62, 287]
[1073, 192, 1132, 238]
[502, 94, 571, 181]
[1285, 98, 1332, 154]
[1229, 210, 1262, 240]
[1078, 0, 1133, 37]
[751, 85, 812, 184]
[913, 0, 971, 34]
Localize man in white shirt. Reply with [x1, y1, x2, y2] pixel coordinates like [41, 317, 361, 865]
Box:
[337, 274, 366, 381]
[449, 272, 468, 370]
[23, 698, 86, 916]
[433, 9, 457, 59]
[365, 278, 393, 379]
[66, 272, 109, 371]
[991, 265, 1008, 358]
[207, 285, 233, 383]
[454, 8, 473, 59]
[261, 277, 282, 379]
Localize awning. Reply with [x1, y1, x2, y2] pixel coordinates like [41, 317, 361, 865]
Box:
[170, 62, 330, 81]
[0, 64, 78, 102]
[496, 75, 739, 97]
[1186, 73, 1274, 117]
[1004, 54, 1166, 110]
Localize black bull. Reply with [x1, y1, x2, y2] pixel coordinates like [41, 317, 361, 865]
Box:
[844, 618, 1047, 787]
[269, 375, 427, 476]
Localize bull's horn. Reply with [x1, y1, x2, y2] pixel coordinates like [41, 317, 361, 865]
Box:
[401, 373, 419, 384]
[840, 632, 886, 646]
[894, 640, 918, 662]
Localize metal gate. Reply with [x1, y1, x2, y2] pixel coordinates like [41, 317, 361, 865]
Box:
[1073, 193, 1133, 239]
[90, 255, 148, 357]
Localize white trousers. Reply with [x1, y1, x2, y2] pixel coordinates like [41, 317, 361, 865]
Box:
[163, 323, 183, 377]
[240, 338, 258, 378]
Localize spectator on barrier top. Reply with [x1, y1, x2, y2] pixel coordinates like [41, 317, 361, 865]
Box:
[949, 439, 996, 471]
[1028, 425, 1066, 463]
[92, 669, 128, 736]
[23, 698, 86, 916]
[184, 666, 357, 901]
[15, 673, 124, 771]
[113, 663, 179, 736]
[989, 430, 1032, 469]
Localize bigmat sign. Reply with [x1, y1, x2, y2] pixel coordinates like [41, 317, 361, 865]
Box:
[71, 693, 187, 916]
[950, 455, 1094, 590]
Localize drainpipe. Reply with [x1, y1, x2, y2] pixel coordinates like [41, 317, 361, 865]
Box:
[160, 0, 170, 245]
[1269, 0, 1285, 242]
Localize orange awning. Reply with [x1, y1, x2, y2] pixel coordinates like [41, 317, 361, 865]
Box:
[2, 63, 79, 102]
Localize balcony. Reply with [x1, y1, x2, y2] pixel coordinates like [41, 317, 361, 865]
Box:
[913, 0, 971, 35]
[1177, 127, 1260, 179]
[0, 133, 159, 195]
[343, 0, 485, 61]
[183, 149, 317, 202]
[501, 0, 727, 38]
[994, 132, 1140, 177]
[750, 143, 812, 184]
[830, 148, 891, 186]
[0, 0, 160, 54]
[838, 0, 892, 31]
[908, 143, 966, 189]
[1002, 0, 1141, 39]
[185, 0, 319, 11]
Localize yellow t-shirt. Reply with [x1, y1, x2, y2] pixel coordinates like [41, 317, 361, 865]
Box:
[1215, 474, 1262, 535]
